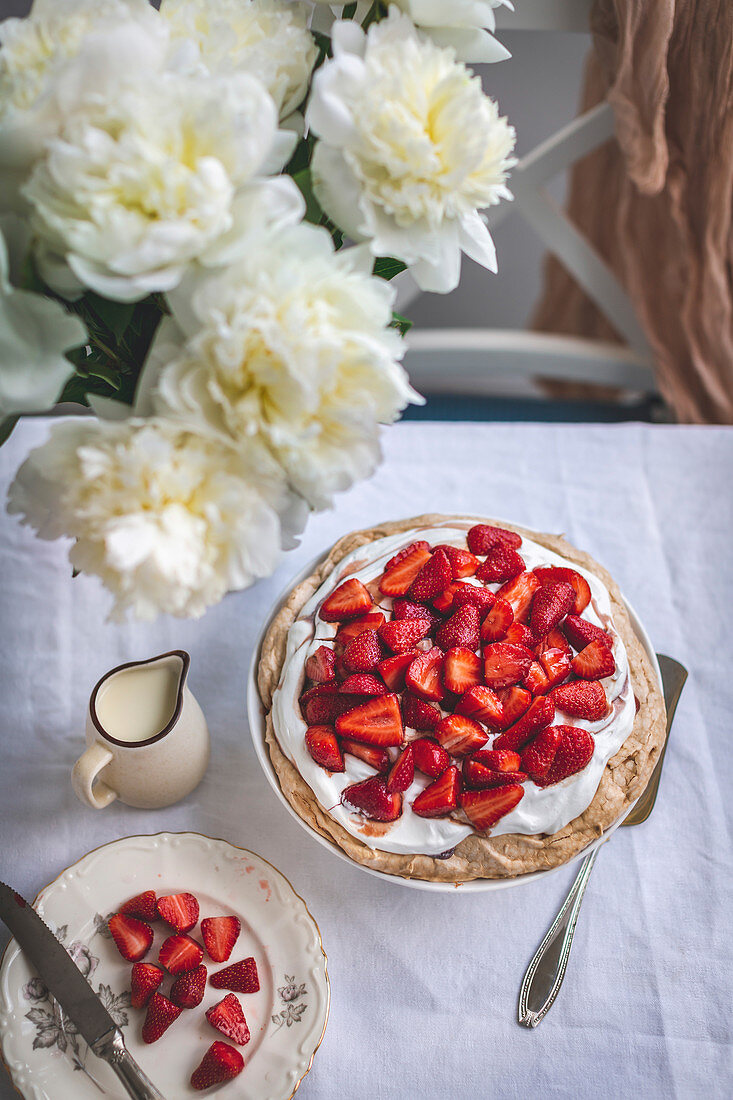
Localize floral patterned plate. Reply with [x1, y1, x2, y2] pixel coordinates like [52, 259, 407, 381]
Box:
[0, 832, 329, 1099]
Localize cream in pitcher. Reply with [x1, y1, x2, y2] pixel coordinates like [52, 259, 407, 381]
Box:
[72, 651, 210, 809]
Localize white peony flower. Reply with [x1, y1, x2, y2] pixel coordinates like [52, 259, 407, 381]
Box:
[138, 220, 420, 510]
[7, 417, 291, 620]
[307, 11, 516, 293]
[22, 62, 298, 302]
[160, 0, 318, 118]
[0, 223, 86, 417]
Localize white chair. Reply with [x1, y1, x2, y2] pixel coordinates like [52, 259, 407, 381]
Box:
[399, 0, 657, 404]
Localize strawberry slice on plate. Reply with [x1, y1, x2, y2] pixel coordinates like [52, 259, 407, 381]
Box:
[533, 566, 591, 613]
[480, 597, 514, 642]
[411, 737, 450, 778]
[405, 647, 445, 702]
[341, 776, 402, 821]
[319, 578, 373, 622]
[210, 957, 260, 993]
[142, 992, 181, 1043]
[170, 964, 207, 1009]
[551, 680, 608, 721]
[339, 738, 391, 771]
[435, 545, 479, 578]
[455, 685, 504, 728]
[158, 934, 204, 975]
[443, 647, 482, 694]
[497, 570, 540, 623]
[534, 726, 595, 787]
[407, 548, 452, 602]
[378, 618, 431, 653]
[520, 726, 563, 781]
[562, 614, 613, 652]
[120, 891, 158, 922]
[460, 784, 524, 831]
[434, 714, 487, 755]
[435, 604, 480, 651]
[571, 639, 616, 680]
[157, 892, 200, 937]
[530, 581, 575, 637]
[483, 642, 534, 690]
[335, 694, 404, 746]
[412, 765, 461, 818]
[206, 994, 251, 1046]
[402, 691, 441, 731]
[339, 674, 386, 696]
[467, 524, 522, 554]
[377, 651, 419, 691]
[201, 916, 242, 963]
[130, 963, 164, 1009]
[304, 645, 336, 684]
[492, 695, 555, 751]
[191, 1042, 244, 1090]
[305, 726, 345, 771]
[475, 546, 525, 584]
[343, 629, 381, 672]
[379, 545, 433, 597]
[108, 914, 153, 962]
[386, 745, 415, 792]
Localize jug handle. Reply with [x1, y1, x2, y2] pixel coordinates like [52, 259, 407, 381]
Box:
[72, 742, 117, 809]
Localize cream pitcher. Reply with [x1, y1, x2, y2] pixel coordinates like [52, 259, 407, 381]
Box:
[72, 651, 210, 810]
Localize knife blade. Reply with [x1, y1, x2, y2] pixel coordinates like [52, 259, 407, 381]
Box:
[0, 882, 166, 1100]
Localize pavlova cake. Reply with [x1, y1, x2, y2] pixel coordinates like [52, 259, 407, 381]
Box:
[256, 516, 666, 882]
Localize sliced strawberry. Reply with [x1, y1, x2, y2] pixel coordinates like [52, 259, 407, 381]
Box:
[452, 584, 497, 615]
[492, 695, 555, 751]
[497, 570, 540, 623]
[551, 680, 608, 721]
[157, 892, 200, 934]
[505, 622, 536, 649]
[339, 737, 391, 771]
[120, 891, 158, 922]
[108, 914, 153, 962]
[460, 784, 524, 831]
[534, 726, 595, 786]
[533, 566, 591, 613]
[483, 642, 534, 690]
[538, 635, 572, 689]
[462, 758, 527, 789]
[335, 694, 404, 746]
[201, 916, 241, 964]
[385, 540, 431, 571]
[158, 934, 204, 975]
[300, 683, 344, 725]
[455, 685, 504, 728]
[432, 581, 464, 613]
[481, 597, 514, 642]
[379, 545, 433, 597]
[343, 629, 381, 673]
[377, 650, 418, 691]
[443, 647, 482, 694]
[523, 660, 551, 694]
[475, 546, 525, 584]
[406, 548, 452, 602]
[320, 578, 372, 622]
[530, 581, 575, 637]
[412, 766, 461, 818]
[170, 964, 207, 1009]
[386, 744, 415, 792]
[142, 992, 181, 1043]
[467, 524, 522, 555]
[411, 737, 451, 778]
[305, 645, 336, 684]
[562, 614, 613, 652]
[470, 748, 522, 772]
[378, 618, 431, 653]
[495, 685, 532, 728]
[305, 726, 345, 771]
[435, 545, 479, 578]
[335, 611, 385, 647]
[571, 640, 616, 680]
[434, 714, 487, 755]
[402, 691, 441, 731]
[206, 993, 251, 1046]
[210, 957, 260, 993]
[436, 604, 480, 651]
[405, 647, 445, 701]
[341, 776, 402, 821]
[191, 1041, 244, 1090]
[339, 674, 386, 696]
[130, 962, 163, 1009]
[392, 598, 441, 630]
[520, 726, 563, 781]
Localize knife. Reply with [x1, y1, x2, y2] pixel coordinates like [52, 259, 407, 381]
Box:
[0, 882, 166, 1100]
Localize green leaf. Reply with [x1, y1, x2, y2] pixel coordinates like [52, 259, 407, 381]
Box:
[373, 257, 407, 281]
[343, 2, 358, 17]
[391, 311, 412, 337]
[293, 168, 324, 225]
[0, 415, 19, 447]
[85, 294, 135, 340]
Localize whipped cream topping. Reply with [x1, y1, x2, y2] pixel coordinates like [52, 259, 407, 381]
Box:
[270, 521, 635, 856]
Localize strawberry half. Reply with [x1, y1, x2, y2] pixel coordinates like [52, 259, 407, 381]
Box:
[505, 622, 536, 649]
[537, 629, 572, 688]
[520, 726, 563, 781]
[470, 748, 522, 772]
[475, 546, 525, 584]
[206, 993, 251, 1046]
[432, 581, 464, 613]
[335, 611, 386, 646]
[406, 548, 452, 602]
[319, 578, 372, 622]
[378, 617, 432, 654]
[300, 683, 340, 725]
[157, 891, 199, 934]
[462, 759, 527, 789]
[158, 934, 204, 975]
[402, 691, 441, 731]
[335, 694, 404, 746]
[523, 660, 551, 695]
[571, 640, 616, 680]
[379, 545, 433, 597]
[108, 914, 153, 962]
[435, 545, 479, 578]
[492, 695, 555, 751]
[377, 651, 419, 691]
[533, 566, 591, 613]
[443, 647, 482, 694]
[386, 745, 415, 792]
[411, 737, 450, 778]
[120, 891, 158, 922]
[455, 685, 504, 728]
[305, 726, 345, 771]
[530, 581, 575, 637]
[170, 964, 207, 1009]
[210, 957, 260, 993]
[412, 766, 461, 818]
[562, 614, 613, 652]
[191, 1042, 244, 1090]
[142, 992, 182, 1043]
[130, 962, 164, 1009]
[339, 738, 391, 771]
[201, 916, 242, 963]
[343, 629, 381, 673]
[551, 680, 608, 721]
[495, 685, 532, 728]
[392, 599, 441, 630]
[452, 584, 496, 615]
[385, 540, 431, 571]
[405, 647, 445, 701]
[339, 674, 386, 696]
[483, 642, 534, 690]
[341, 776, 402, 821]
[534, 726, 595, 787]
[434, 714, 487, 755]
[467, 524, 522, 554]
[305, 645, 336, 684]
[480, 597, 514, 642]
[460, 784, 524, 831]
[435, 604, 481, 651]
[497, 571, 540, 623]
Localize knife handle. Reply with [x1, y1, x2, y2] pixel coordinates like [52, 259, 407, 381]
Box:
[93, 1028, 167, 1100]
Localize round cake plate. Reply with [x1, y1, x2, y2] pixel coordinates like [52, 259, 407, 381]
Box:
[247, 547, 663, 894]
[0, 832, 329, 1099]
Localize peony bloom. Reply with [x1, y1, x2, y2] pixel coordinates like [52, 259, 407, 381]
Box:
[139, 221, 420, 510]
[7, 418, 292, 620]
[307, 12, 516, 293]
[160, 0, 318, 118]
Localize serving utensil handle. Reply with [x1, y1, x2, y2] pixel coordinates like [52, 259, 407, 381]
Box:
[94, 1029, 167, 1100]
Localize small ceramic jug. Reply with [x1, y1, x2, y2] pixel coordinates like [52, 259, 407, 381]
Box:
[72, 650, 210, 810]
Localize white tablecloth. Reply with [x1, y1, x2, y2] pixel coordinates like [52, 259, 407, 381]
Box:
[1, 419, 731, 1100]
